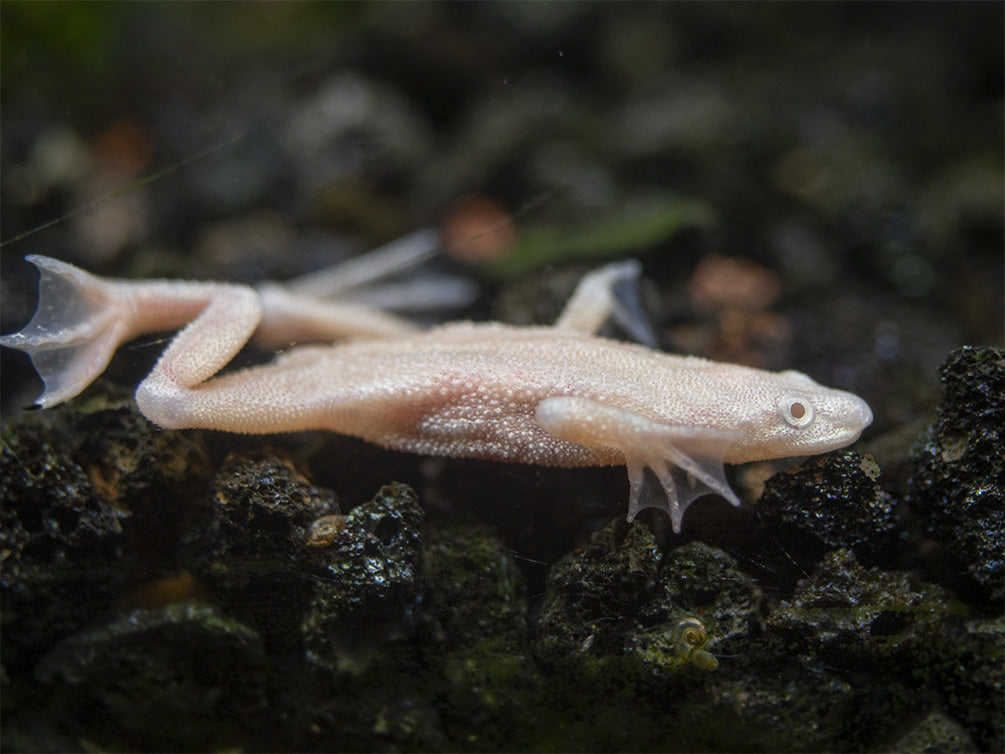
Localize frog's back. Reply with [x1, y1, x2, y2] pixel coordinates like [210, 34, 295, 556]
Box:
[311, 321, 696, 413]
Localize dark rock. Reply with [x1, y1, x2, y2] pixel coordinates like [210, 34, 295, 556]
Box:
[301, 482, 425, 667]
[55, 394, 214, 573]
[287, 484, 437, 751]
[730, 449, 900, 593]
[0, 419, 127, 667]
[748, 451, 899, 584]
[0, 393, 211, 668]
[908, 346, 1005, 602]
[194, 452, 341, 562]
[888, 711, 977, 753]
[55, 393, 212, 515]
[182, 453, 342, 640]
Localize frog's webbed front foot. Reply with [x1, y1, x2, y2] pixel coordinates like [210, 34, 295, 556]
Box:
[535, 396, 742, 533]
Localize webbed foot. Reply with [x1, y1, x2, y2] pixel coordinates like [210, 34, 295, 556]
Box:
[0, 256, 131, 407]
[536, 395, 742, 533]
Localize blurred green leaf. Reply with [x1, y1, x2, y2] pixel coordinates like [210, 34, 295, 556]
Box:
[485, 195, 717, 279]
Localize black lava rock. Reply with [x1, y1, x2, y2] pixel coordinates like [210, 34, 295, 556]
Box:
[908, 346, 1004, 603]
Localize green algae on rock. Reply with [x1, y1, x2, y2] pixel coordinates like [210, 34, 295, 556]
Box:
[767, 548, 1003, 752]
[35, 603, 269, 751]
[888, 710, 978, 754]
[768, 548, 961, 660]
[536, 518, 761, 672]
[423, 524, 527, 643]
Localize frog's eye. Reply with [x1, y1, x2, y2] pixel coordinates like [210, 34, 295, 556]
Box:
[777, 392, 815, 428]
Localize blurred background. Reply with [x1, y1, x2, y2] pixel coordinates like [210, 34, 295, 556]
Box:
[1, 5, 1003, 752]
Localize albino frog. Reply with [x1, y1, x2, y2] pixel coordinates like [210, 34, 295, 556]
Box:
[0, 251, 871, 532]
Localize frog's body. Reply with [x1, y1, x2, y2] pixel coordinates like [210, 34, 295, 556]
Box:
[0, 253, 872, 532]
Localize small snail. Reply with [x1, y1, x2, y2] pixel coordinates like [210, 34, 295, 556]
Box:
[674, 616, 718, 671]
[306, 512, 348, 547]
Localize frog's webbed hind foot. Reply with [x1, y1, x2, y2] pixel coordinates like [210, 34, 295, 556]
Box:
[535, 396, 742, 533]
[553, 259, 658, 346]
[0, 256, 133, 408]
[1, 255, 263, 415]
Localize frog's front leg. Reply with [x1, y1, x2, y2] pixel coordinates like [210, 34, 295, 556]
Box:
[535, 396, 742, 533]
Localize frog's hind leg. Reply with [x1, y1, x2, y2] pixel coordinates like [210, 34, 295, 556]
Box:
[0, 254, 425, 431]
[553, 260, 657, 347]
[0, 256, 261, 410]
[279, 228, 478, 316]
[282, 229, 441, 299]
[251, 228, 475, 346]
[535, 396, 742, 533]
[253, 284, 420, 346]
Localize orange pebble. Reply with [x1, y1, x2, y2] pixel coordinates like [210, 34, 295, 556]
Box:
[441, 195, 517, 262]
[118, 570, 205, 609]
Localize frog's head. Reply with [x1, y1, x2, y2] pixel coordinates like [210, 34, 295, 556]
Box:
[726, 369, 873, 463]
